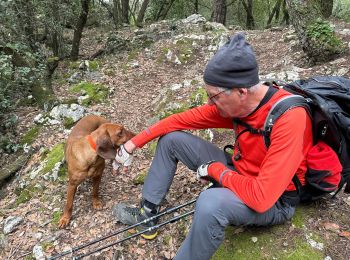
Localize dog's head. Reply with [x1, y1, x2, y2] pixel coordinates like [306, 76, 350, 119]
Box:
[95, 123, 135, 159]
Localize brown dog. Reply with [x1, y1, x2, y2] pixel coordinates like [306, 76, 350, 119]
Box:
[58, 115, 134, 228]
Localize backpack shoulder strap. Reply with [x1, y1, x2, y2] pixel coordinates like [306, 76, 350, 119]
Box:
[263, 95, 311, 148]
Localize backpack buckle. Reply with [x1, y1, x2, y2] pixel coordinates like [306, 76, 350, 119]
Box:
[321, 125, 328, 137]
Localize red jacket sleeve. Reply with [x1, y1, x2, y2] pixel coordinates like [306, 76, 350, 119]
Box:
[208, 107, 310, 213]
[131, 104, 233, 147]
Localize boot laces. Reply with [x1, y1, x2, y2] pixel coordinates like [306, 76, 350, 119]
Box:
[125, 206, 142, 217]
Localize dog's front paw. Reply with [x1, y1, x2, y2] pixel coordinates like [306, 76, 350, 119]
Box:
[93, 199, 103, 210]
[58, 216, 70, 229]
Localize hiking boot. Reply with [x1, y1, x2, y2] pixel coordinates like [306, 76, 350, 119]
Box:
[112, 202, 159, 240]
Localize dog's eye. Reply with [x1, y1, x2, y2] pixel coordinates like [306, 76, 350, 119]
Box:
[117, 129, 124, 137]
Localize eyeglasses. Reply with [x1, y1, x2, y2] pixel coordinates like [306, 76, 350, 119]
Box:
[207, 89, 228, 103]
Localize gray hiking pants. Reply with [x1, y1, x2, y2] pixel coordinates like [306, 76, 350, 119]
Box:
[142, 131, 295, 260]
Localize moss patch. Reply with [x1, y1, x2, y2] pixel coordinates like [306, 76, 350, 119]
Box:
[133, 170, 148, 185]
[148, 140, 158, 156]
[159, 102, 188, 120]
[213, 226, 324, 260]
[20, 126, 41, 145]
[68, 61, 80, 70]
[41, 143, 65, 175]
[15, 184, 41, 206]
[58, 162, 68, 182]
[89, 60, 100, 71]
[127, 49, 139, 61]
[51, 211, 61, 226]
[63, 117, 75, 129]
[190, 87, 208, 108]
[70, 81, 109, 106]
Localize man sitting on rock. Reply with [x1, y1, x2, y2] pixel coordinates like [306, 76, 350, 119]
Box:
[112, 33, 312, 259]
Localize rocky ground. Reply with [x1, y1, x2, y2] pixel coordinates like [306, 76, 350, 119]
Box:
[1, 15, 350, 259]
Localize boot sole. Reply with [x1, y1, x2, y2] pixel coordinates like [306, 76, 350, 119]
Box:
[141, 231, 158, 240]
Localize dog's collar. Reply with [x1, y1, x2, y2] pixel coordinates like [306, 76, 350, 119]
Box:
[86, 135, 97, 151]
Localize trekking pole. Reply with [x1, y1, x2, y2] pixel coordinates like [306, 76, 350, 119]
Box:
[73, 209, 195, 259]
[48, 198, 197, 260]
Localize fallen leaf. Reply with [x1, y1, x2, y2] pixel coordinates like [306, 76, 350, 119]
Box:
[339, 231, 350, 237]
[323, 222, 340, 232]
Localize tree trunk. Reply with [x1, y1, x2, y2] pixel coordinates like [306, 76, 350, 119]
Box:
[70, 0, 90, 61]
[194, 0, 199, 13]
[213, 0, 227, 25]
[267, 0, 283, 27]
[241, 0, 255, 29]
[14, 0, 38, 52]
[136, 0, 150, 25]
[121, 0, 129, 23]
[282, 0, 290, 25]
[156, 0, 176, 21]
[48, 0, 64, 58]
[286, 0, 344, 63]
[318, 0, 333, 18]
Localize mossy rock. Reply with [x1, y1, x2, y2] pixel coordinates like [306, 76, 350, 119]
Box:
[213, 225, 324, 260]
[20, 126, 41, 145]
[70, 81, 109, 106]
[41, 143, 65, 175]
[0, 152, 30, 185]
[133, 170, 148, 185]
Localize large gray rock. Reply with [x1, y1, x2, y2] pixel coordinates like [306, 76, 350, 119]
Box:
[3, 216, 23, 234]
[181, 14, 206, 24]
[49, 104, 86, 123]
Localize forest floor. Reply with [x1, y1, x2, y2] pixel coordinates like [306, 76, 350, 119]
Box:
[1, 18, 350, 260]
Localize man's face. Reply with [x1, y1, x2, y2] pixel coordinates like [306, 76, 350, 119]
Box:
[205, 85, 243, 118]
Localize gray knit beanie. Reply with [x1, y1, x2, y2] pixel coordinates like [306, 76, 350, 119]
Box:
[203, 33, 259, 88]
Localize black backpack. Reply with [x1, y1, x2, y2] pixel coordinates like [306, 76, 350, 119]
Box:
[235, 76, 350, 201]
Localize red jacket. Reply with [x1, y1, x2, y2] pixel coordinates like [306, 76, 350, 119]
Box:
[131, 88, 313, 213]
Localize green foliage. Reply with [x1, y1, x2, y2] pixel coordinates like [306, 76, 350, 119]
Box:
[333, 0, 350, 22]
[70, 82, 109, 106]
[307, 19, 343, 51]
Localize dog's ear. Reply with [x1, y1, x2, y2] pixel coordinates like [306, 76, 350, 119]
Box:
[96, 131, 117, 159]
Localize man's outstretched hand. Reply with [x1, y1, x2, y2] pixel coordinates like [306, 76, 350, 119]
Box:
[113, 144, 134, 174]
